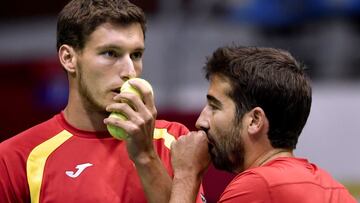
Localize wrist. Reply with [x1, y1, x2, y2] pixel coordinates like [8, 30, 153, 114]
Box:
[132, 151, 158, 166]
[173, 169, 203, 182]
[170, 172, 202, 203]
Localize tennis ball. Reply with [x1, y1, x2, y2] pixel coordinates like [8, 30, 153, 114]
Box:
[107, 78, 153, 140]
[120, 78, 153, 98]
[107, 113, 128, 139]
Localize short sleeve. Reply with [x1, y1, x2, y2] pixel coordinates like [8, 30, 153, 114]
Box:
[219, 171, 271, 203]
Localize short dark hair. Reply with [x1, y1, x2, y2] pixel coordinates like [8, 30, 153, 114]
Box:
[204, 46, 312, 149]
[57, 0, 146, 51]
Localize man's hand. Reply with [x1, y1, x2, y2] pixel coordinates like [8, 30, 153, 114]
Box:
[104, 79, 172, 203]
[171, 130, 211, 178]
[169, 131, 211, 203]
[105, 79, 157, 163]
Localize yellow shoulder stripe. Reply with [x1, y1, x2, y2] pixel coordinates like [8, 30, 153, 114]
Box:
[26, 130, 73, 203]
[153, 128, 176, 149]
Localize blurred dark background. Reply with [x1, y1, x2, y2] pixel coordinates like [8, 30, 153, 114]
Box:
[1, 0, 360, 201]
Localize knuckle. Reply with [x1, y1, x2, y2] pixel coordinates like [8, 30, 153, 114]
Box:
[112, 102, 126, 110]
[142, 89, 151, 96]
[127, 124, 139, 134]
[118, 102, 128, 108]
[113, 119, 123, 126]
[177, 136, 186, 143]
[136, 117, 146, 127]
[143, 113, 153, 123]
[126, 93, 137, 101]
[152, 109, 157, 117]
[170, 140, 177, 149]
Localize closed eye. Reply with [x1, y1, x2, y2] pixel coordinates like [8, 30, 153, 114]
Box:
[207, 95, 222, 110]
[208, 103, 219, 111]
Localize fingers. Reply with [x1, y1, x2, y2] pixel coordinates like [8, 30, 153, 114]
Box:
[110, 87, 156, 123]
[170, 131, 211, 177]
[105, 101, 152, 137]
[173, 131, 208, 145]
[113, 83, 157, 118]
[105, 80, 158, 163]
[127, 79, 154, 105]
[171, 130, 210, 158]
[104, 115, 138, 136]
[112, 92, 141, 112]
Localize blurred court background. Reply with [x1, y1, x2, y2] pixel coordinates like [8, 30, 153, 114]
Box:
[0, 0, 359, 201]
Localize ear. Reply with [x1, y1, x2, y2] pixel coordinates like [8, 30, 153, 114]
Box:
[247, 107, 268, 135]
[58, 44, 77, 74]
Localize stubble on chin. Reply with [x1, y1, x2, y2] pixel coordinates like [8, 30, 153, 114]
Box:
[209, 126, 245, 173]
[78, 72, 108, 116]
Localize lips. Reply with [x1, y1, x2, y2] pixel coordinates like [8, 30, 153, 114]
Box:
[205, 132, 214, 145]
[111, 88, 121, 95]
[205, 132, 215, 152]
[208, 143, 217, 159]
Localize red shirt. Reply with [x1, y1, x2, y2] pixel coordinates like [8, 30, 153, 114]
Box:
[0, 112, 205, 203]
[219, 157, 356, 203]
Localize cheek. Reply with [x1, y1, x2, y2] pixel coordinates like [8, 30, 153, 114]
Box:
[135, 62, 143, 76]
[209, 125, 228, 150]
[210, 115, 238, 149]
[80, 70, 109, 98]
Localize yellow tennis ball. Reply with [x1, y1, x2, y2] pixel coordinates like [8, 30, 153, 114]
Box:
[120, 78, 153, 98]
[107, 113, 128, 139]
[107, 78, 153, 140]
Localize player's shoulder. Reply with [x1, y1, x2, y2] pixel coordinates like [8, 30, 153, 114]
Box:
[0, 114, 62, 154]
[220, 170, 270, 202]
[243, 157, 335, 187]
[226, 158, 293, 190]
[155, 120, 189, 138]
[230, 169, 269, 187]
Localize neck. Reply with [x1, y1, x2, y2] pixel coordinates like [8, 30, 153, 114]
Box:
[64, 99, 109, 132]
[248, 148, 293, 169]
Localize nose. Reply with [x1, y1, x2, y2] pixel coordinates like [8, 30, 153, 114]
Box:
[195, 107, 210, 131]
[120, 54, 136, 81]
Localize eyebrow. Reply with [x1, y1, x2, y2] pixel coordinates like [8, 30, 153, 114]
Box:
[97, 45, 145, 52]
[207, 94, 223, 108]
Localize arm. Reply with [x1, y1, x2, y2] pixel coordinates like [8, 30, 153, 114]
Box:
[132, 151, 172, 203]
[170, 131, 211, 203]
[104, 80, 171, 203]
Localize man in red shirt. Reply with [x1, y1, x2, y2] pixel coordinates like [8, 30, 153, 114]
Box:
[169, 46, 357, 202]
[0, 0, 204, 203]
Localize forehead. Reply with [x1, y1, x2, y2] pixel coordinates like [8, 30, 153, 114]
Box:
[85, 22, 144, 49]
[208, 74, 232, 97]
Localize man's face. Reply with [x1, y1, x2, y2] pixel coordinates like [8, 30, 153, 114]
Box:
[75, 22, 145, 113]
[196, 74, 246, 173]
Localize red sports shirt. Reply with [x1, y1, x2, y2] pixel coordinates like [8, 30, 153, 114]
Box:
[0, 112, 205, 203]
[219, 157, 356, 203]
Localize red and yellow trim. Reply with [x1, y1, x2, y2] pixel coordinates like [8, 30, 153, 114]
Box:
[153, 128, 176, 149]
[26, 128, 176, 202]
[26, 130, 73, 203]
